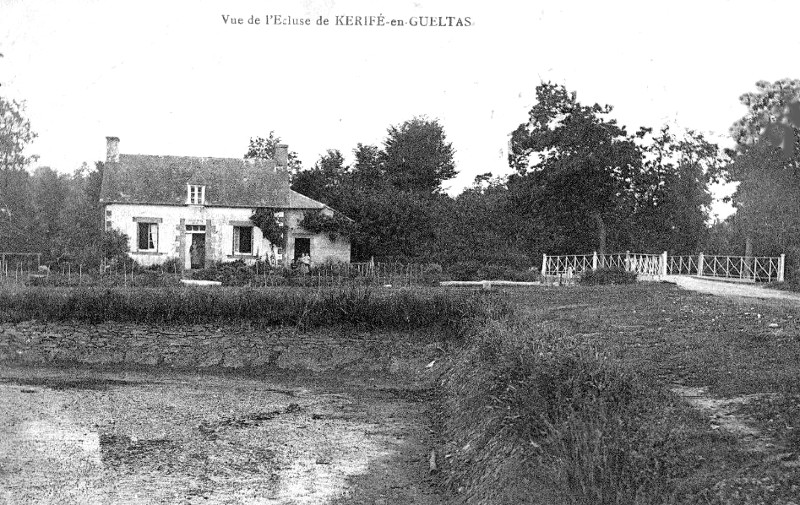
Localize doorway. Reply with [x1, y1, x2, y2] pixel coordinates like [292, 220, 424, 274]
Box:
[294, 237, 311, 260]
[190, 233, 206, 269]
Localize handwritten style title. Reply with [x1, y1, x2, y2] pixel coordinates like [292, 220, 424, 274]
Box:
[220, 14, 473, 28]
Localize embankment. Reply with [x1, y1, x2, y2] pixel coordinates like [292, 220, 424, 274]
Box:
[0, 321, 445, 375]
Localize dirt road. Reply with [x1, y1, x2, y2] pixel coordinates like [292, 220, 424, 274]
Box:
[0, 365, 440, 505]
[668, 275, 800, 303]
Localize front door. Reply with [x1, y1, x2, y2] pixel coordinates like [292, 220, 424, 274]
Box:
[190, 234, 206, 269]
[294, 237, 311, 260]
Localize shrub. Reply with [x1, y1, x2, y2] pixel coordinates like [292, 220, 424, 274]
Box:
[446, 261, 485, 281]
[439, 315, 697, 504]
[445, 262, 540, 282]
[299, 210, 356, 242]
[421, 263, 446, 284]
[250, 207, 285, 245]
[579, 267, 638, 285]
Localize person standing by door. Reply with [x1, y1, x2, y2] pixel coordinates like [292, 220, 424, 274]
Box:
[298, 252, 311, 275]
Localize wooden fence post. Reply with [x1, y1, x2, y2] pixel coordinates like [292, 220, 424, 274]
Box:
[697, 252, 704, 277]
[661, 251, 668, 277]
[541, 254, 547, 276]
[592, 251, 598, 271]
[625, 251, 631, 272]
[778, 254, 786, 283]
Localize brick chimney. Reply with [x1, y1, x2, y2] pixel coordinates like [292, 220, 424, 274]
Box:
[275, 144, 288, 169]
[106, 136, 120, 163]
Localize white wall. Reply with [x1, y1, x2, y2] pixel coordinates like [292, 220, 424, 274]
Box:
[104, 203, 279, 268]
[284, 209, 351, 266]
[105, 204, 351, 268]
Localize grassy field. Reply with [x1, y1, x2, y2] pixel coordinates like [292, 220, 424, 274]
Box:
[438, 283, 800, 504]
[3, 282, 800, 503]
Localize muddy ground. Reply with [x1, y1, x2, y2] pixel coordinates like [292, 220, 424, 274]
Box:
[0, 364, 441, 504]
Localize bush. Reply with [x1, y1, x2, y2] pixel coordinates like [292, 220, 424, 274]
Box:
[190, 260, 257, 286]
[439, 314, 697, 504]
[446, 261, 483, 281]
[445, 262, 540, 282]
[579, 267, 638, 285]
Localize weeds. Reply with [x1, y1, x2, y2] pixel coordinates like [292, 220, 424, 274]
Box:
[579, 267, 638, 285]
[0, 285, 488, 333]
[440, 310, 701, 504]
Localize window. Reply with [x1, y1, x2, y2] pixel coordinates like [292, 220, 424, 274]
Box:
[137, 222, 158, 251]
[188, 185, 206, 205]
[233, 226, 253, 254]
[185, 224, 206, 232]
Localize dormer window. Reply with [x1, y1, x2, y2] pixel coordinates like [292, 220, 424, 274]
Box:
[188, 185, 206, 205]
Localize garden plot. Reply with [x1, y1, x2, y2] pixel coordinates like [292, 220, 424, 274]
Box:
[0, 365, 439, 505]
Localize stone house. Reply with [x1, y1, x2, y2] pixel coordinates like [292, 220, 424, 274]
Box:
[99, 137, 350, 269]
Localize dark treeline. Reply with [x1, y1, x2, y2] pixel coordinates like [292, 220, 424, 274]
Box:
[247, 84, 728, 277]
[4, 80, 800, 278]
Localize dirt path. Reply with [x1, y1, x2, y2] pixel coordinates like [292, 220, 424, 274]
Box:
[0, 365, 440, 505]
[668, 275, 800, 303]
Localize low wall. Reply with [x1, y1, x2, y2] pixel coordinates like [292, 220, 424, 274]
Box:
[0, 321, 444, 375]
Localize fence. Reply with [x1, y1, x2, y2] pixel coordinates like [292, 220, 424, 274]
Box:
[0, 257, 435, 288]
[0, 252, 41, 273]
[542, 251, 786, 283]
[670, 254, 784, 283]
[541, 251, 667, 280]
[309, 261, 432, 287]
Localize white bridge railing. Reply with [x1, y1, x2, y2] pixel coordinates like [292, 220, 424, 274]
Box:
[542, 251, 786, 283]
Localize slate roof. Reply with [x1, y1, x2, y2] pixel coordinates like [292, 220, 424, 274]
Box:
[99, 154, 326, 209]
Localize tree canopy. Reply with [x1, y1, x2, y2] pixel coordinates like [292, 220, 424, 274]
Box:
[725, 79, 800, 260]
[508, 83, 642, 254]
[380, 117, 456, 194]
[244, 131, 303, 174]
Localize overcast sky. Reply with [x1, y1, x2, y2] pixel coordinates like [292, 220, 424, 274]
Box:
[2, 0, 798, 218]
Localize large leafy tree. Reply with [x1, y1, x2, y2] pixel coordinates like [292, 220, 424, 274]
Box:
[631, 126, 725, 254]
[508, 83, 642, 254]
[291, 149, 349, 202]
[438, 173, 528, 267]
[380, 117, 456, 194]
[726, 79, 800, 262]
[351, 143, 383, 190]
[0, 97, 37, 251]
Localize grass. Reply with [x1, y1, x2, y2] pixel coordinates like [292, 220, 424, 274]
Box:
[437, 283, 800, 504]
[4, 281, 800, 502]
[0, 285, 492, 333]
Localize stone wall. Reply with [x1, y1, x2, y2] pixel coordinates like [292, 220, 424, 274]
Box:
[0, 322, 444, 374]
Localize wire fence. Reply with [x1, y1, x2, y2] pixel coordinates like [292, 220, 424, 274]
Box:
[0, 256, 439, 288]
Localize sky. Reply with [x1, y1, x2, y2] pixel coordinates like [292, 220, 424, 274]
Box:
[2, 0, 799, 219]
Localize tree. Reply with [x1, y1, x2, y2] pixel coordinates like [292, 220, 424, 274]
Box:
[438, 173, 529, 268]
[0, 97, 37, 172]
[351, 143, 383, 189]
[631, 126, 725, 253]
[60, 162, 105, 264]
[380, 117, 456, 194]
[726, 79, 800, 263]
[508, 83, 642, 254]
[0, 97, 37, 251]
[28, 166, 69, 258]
[291, 149, 349, 202]
[244, 131, 303, 174]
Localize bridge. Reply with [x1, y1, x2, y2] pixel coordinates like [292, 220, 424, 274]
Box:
[542, 252, 785, 284]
